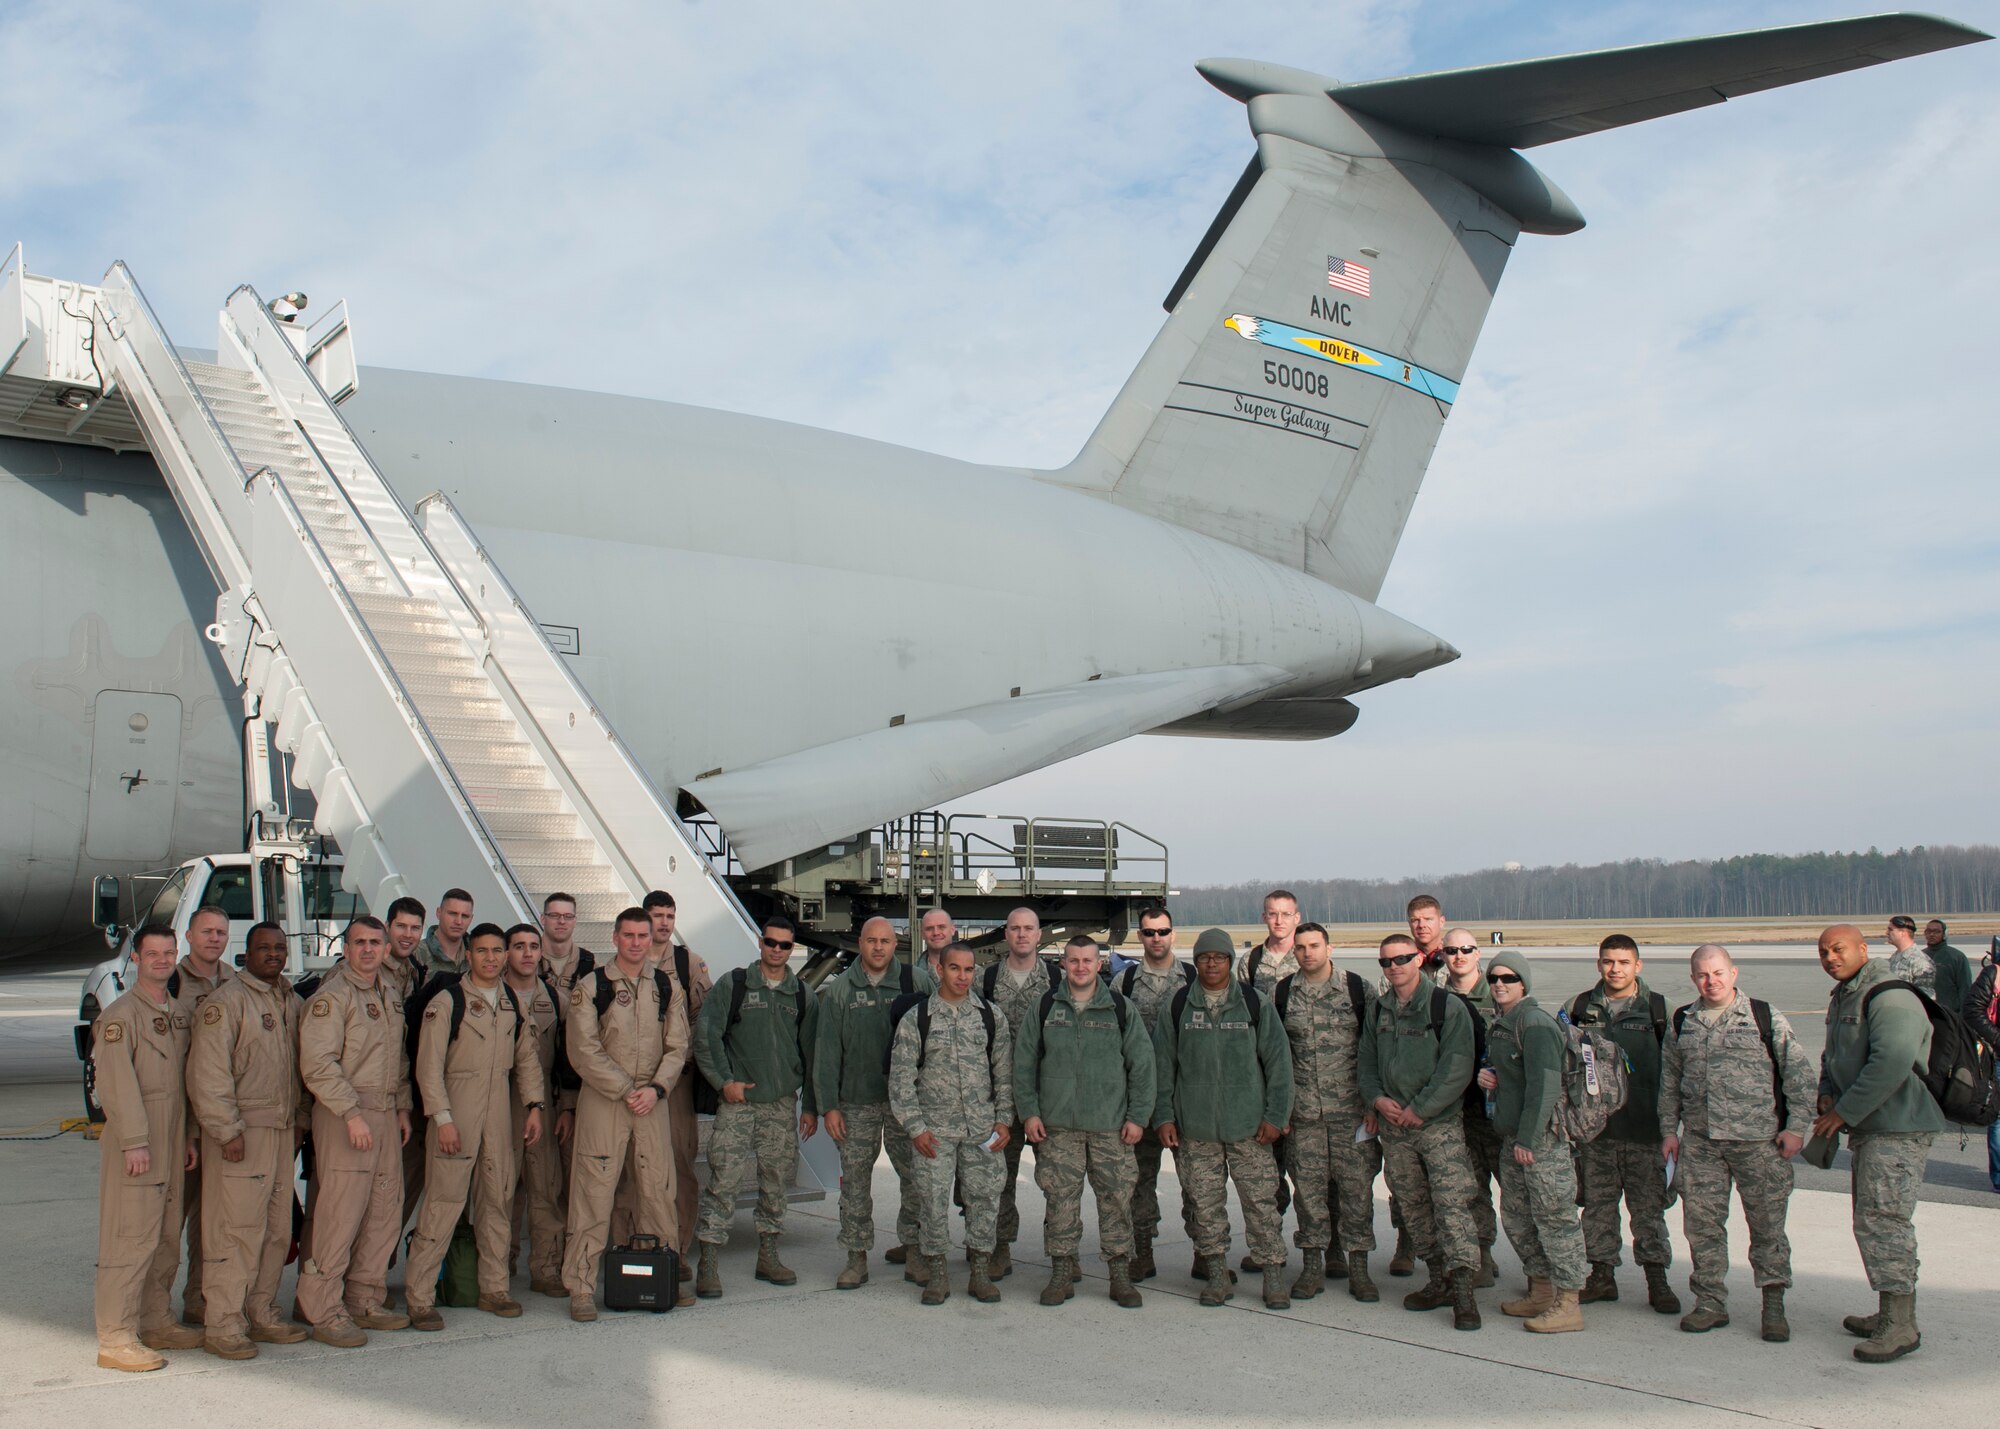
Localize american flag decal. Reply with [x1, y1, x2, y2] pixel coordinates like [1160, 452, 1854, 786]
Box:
[1327, 256, 1371, 298]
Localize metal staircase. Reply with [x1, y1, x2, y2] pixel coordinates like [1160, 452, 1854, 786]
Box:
[46, 258, 762, 964]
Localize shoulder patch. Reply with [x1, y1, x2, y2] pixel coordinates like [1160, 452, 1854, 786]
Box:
[151, 1016, 167, 1034]
[260, 1012, 276, 1031]
[102, 1021, 124, 1043]
[424, 1004, 442, 1022]
[310, 999, 332, 1017]
[202, 1004, 223, 1025]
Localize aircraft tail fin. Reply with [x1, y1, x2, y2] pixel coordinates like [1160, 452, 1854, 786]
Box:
[1052, 14, 1987, 601]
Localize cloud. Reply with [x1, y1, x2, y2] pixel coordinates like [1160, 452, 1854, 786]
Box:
[4, 0, 1993, 887]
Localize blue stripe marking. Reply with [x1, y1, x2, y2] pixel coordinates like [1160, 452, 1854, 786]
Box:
[1225, 314, 1460, 406]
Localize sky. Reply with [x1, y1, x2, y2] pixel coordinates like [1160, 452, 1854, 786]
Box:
[4, 0, 1995, 886]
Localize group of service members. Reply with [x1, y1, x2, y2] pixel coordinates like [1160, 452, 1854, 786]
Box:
[89, 886, 1952, 1373]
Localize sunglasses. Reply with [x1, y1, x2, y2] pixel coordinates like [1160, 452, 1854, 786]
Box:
[1487, 972, 1523, 986]
[761, 936, 795, 952]
[1377, 951, 1421, 968]
[1444, 945, 1479, 956]
[1141, 927, 1174, 936]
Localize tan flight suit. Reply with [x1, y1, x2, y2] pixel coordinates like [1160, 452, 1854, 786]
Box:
[170, 958, 223, 1323]
[92, 985, 193, 1348]
[659, 946, 712, 1256]
[297, 964, 410, 1325]
[563, 964, 688, 1297]
[404, 982, 545, 1310]
[186, 969, 305, 1337]
[511, 973, 568, 1285]
[381, 954, 430, 1234]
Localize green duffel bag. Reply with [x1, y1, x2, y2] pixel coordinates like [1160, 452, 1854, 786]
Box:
[438, 1222, 481, 1307]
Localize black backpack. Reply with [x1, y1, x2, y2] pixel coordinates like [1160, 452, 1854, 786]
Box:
[1119, 961, 1194, 996]
[1168, 980, 1264, 1033]
[1673, 999, 1787, 1127]
[706, 967, 810, 1108]
[1274, 970, 1368, 1031]
[881, 993, 997, 1086]
[1570, 988, 1669, 1042]
[981, 958, 1061, 1000]
[561, 966, 678, 1095]
[1034, 987, 1130, 1040]
[405, 974, 524, 1116]
[1860, 979, 2000, 1127]
[1421, 985, 1487, 1117]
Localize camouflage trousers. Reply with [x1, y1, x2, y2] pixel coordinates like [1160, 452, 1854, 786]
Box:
[1579, 1137, 1673, 1267]
[1379, 1117, 1479, 1273]
[696, 1099, 797, 1244]
[1464, 1113, 1502, 1248]
[1181, 1136, 1284, 1265]
[1033, 1129, 1137, 1259]
[1132, 1126, 1194, 1243]
[996, 1123, 1032, 1248]
[912, 1132, 1006, 1256]
[1849, 1131, 1933, 1296]
[833, 1101, 918, 1252]
[1678, 1130, 1793, 1309]
[1497, 1136, 1587, 1290]
[1286, 1115, 1381, 1253]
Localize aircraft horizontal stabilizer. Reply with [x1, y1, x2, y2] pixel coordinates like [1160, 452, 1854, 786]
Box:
[1320, 12, 1991, 148]
[692, 664, 1291, 871]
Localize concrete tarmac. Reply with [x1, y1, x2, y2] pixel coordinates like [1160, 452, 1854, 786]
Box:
[4, 957, 1996, 1426]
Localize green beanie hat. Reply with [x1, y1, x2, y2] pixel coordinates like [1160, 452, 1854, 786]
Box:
[1488, 950, 1532, 993]
[1192, 928, 1235, 958]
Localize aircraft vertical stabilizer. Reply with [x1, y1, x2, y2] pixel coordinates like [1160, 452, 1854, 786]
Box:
[1050, 14, 1988, 603]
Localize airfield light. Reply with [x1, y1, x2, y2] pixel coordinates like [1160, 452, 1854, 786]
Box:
[56, 389, 91, 411]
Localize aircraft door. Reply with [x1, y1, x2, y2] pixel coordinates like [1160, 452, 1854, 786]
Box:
[84, 691, 184, 863]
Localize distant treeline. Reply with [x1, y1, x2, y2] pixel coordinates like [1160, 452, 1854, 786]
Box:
[1174, 845, 2000, 924]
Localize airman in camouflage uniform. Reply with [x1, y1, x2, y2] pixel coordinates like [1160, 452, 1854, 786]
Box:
[1439, 930, 1501, 1286]
[1017, 937, 1156, 1307]
[1359, 935, 1481, 1324]
[1883, 916, 1937, 997]
[1815, 925, 1943, 1363]
[889, 944, 1014, 1304]
[691, 916, 818, 1296]
[1118, 908, 1193, 1280]
[1277, 922, 1380, 1303]
[1659, 945, 1817, 1340]
[977, 907, 1060, 1278]
[813, 917, 933, 1288]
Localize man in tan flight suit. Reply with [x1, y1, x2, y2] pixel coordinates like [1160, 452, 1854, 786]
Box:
[185, 921, 309, 1359]
[297, 916, 413, 1346]
[403, 924, 546, 1329]
[564, 906, 690, 1321]
[508, 922, 572, 1295]
[644, 888, 711, 1279]
[92, 925, 201, 1372]
[170, 903, 230, 1326]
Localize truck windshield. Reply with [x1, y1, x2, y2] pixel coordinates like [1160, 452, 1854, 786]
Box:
[139, 866, 191, 929]
[301, 863, 368, 922]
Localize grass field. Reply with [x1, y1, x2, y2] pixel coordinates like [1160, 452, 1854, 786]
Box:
[1164, 914, 2000, 950]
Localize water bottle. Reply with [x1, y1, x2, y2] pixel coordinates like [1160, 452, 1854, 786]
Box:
[1482, 1053, 1495, 1121]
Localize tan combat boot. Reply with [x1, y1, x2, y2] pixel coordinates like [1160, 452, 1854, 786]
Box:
[967, 1250, 1003, 1303]
[202, 1332, 256, 1361]
[247, 1320, 308, 1345]
[836, 1251, 869, 1290]
[1525, 1286, 1584, 1334]
[96, 1343, 165, 1373]
[406, 1303, 445, 1332]
[1039, 1255, 1077, 1306]
[476, 1293, 523, 1318]
[311, 1315, 367, 1348]
[695, 1243, 723, 1299]
[1501, 1276, 1553, 1318]
[140, 1323, 203, 1351]
[987, 1243, 1012, 1280]
[1842, 1298, 1882, 1337]
[1679, 1303, 1729, 1332]
[755, 1233, 797, 1286]
[1853, 1292, 1920, 1363]
[1292, 1247, 1325, 1300]
[1761, 1286, 1790, 1343]
[1643, 1263, 1681, 1315]
[920, 1255, 951, 1306]
[1348, 1252, 1379, 1303]
[349, 1305, 409, 1332]
[569, 1294, 598, 1323]
[1198, 1254, 1233, 1307]
[904, 1250, 931, 1286]
[1107, 1256, 1143, 1308]
[1262, 1264, 1290, 1309]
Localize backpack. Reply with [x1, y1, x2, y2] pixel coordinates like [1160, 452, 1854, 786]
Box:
[1569, 988, 1668, 1043]
[708, 967, 810, 1108]
[881, 993, 997, 1086]
[563, 966, 677, 1096]
[1425, 985, 1489, 1118]
[1168, 980, 1265, 1033]
[1553, 1007, 1632, 1143]
[1119, 961, 1194, 996]
[980, 958, 1061, 1001]
[405, 974, 524, 1116]
[1033, 986, 1130, 1045]
[1673, 999, 1787, 1127]
[1860, 979, 2000, 1127]
[1274, 970, 1368, 1031]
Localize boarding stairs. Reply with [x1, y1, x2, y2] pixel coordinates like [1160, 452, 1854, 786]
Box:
[1, 246, 760, 969]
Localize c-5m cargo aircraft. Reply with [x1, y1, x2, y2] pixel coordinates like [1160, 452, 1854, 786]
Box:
[0, 13, 1985, 966]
